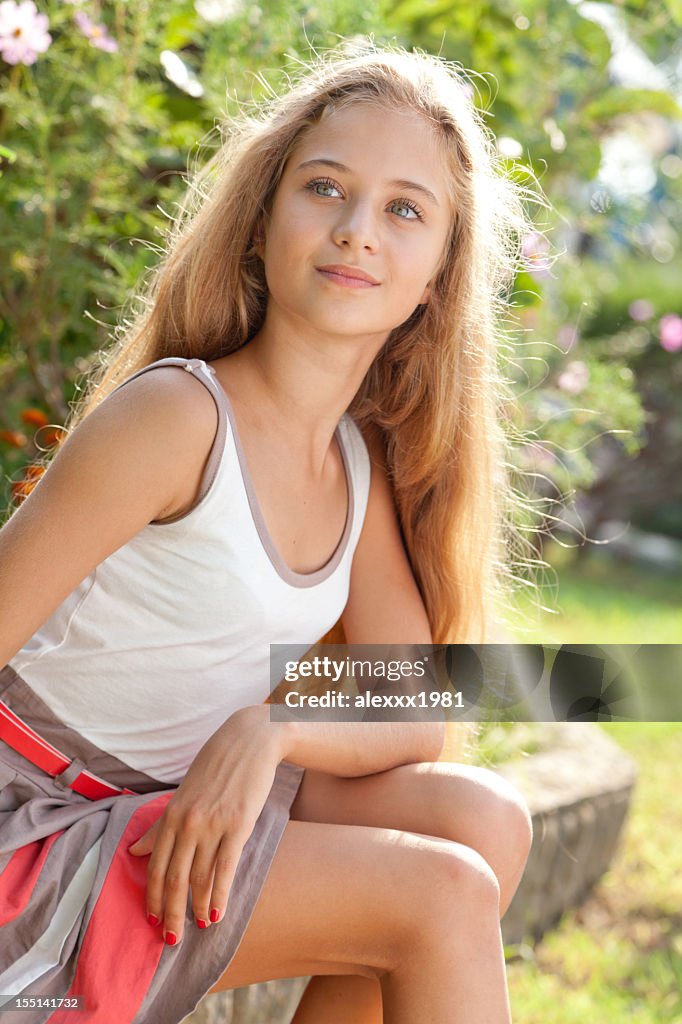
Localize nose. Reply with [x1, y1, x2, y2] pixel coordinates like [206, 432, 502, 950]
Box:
[331, 197, 379, 252]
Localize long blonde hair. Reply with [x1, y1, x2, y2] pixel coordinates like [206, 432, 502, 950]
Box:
[25, 42, 541, 645]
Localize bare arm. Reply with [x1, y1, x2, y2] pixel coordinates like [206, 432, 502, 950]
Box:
[341, 427, 433, 645]
[256, 428, 444, 776]
[0, 367, 218, 667]
[244, 705, 442, 777]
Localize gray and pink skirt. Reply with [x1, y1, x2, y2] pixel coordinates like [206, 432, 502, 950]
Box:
[0, 663, 306, 1023]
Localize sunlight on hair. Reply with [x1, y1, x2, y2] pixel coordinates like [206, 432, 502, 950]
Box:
[32, 39, 553, 645]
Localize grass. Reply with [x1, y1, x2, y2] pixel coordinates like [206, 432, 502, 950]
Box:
[506, 546, 682, 645]
[472, 560, 682, 1019]
[501, 723, 682, 1022]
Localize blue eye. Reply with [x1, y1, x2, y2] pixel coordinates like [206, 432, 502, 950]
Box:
[390, 199, 423, 220]
[306, 177, 342, 198]
[305, 178, 424, 221]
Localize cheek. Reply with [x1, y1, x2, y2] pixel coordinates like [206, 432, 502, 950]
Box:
[392, 241, 435, 295]
[262, 229, 312, 301]
[407, 232, 446, 285]
[270, 196, 320, 241]
[265, 211, 332, 287]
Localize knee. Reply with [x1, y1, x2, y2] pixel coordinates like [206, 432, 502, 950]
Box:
[406, 843, 502, 940]
[438, 842, 502, 909]
[454, 766, 534, 867]
[382, 836, 503, 974]
[495, 777, 534, 865]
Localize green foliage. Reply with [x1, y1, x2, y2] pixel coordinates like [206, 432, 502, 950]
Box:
[510, 551, 682, 644]
[503, 722, 682, 1020]
[0, 0, 380, 506]
[582, 87, 681, 124]
[1, 0, 680, 533]
[379, 0, 679, 181]
[666, 0, 682, 24]
[0, 3, 208, 421]
[375, 0, 682, 541]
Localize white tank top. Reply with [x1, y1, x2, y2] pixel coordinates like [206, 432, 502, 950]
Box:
[9, 357, 372, 783]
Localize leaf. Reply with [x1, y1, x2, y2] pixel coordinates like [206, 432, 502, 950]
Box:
[582, 88, 682, 124]
[161, 10, 202, 50]
[663, 0, 682, 26]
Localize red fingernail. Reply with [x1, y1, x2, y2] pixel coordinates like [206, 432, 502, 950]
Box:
[147, 913, 160, 927]
[196, 918, 208, 929]
[209, 908, 220, 923]
[165, 931, 177, 946]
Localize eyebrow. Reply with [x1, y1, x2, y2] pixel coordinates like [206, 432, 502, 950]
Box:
[295, 158, 440, 206]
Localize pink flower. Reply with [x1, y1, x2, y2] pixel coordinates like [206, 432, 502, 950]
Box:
[658, 313, 682, 353]
[74, 11, 118, 52]
[557, 360, 589, 395]
[628, 299, 654, 322]
[0, 0, 51, 65]
[521, 231, 552, 279]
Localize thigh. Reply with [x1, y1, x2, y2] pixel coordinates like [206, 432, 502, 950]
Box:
[290, 760, 531, 867]
[207, 817, 477, 994]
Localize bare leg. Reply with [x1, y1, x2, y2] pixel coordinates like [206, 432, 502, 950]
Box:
[291, 974, 382, 1024]
[208, 821, 512, 1023]
[287, 761, 531, 1023]
[292, 918, 512, 1024]
[290, 762, 534, 923]
[381, 912, 511, 1024]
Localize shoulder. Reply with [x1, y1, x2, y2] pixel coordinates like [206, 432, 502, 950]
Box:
[104, 362, 219, 451]
[109, 362, 218, 419]
[0, 364, 220, 662]
[95, 362, 220, 519]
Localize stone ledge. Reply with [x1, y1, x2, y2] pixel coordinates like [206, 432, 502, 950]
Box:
[183, 980, 309, 1024]
[494, 722, 638, 946]
[185, 723, 638, 1022]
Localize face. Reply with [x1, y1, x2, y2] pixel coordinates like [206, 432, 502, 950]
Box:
[256, 103, 453, 347]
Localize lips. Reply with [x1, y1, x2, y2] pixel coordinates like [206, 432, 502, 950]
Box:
[316, 264, 380, 286]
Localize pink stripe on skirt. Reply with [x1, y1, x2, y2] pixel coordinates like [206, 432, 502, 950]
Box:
[0, 831, 64, 927]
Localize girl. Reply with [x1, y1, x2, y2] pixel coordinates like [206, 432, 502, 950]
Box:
[0, 42, 534, 1024]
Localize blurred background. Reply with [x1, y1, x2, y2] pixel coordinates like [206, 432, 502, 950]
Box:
[1, 4, 681, 1019]
[1, 0, 680, 644]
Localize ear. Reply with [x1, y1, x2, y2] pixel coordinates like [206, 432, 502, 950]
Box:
[418, 281, 432, 305]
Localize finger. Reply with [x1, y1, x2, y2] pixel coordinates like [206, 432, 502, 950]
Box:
[161, 838, 198, 945]
[128, 821, 158, 856]
[207, 835, 241, 925]
[189, 842, 219, 929]
[144, 822, 176, 929]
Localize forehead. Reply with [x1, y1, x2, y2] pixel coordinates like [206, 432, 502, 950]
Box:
[286, 103, 451, 199]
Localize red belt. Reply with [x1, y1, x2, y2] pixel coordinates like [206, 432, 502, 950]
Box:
[0, 700, 136, 800]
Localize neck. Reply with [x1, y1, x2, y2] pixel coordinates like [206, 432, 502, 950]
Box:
[223, 314, 388, 477]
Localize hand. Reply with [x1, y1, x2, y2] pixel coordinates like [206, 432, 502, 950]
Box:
[128, 705, 282, 945]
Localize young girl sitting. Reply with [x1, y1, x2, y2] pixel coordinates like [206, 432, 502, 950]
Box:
[0, 42, 534, 1024]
